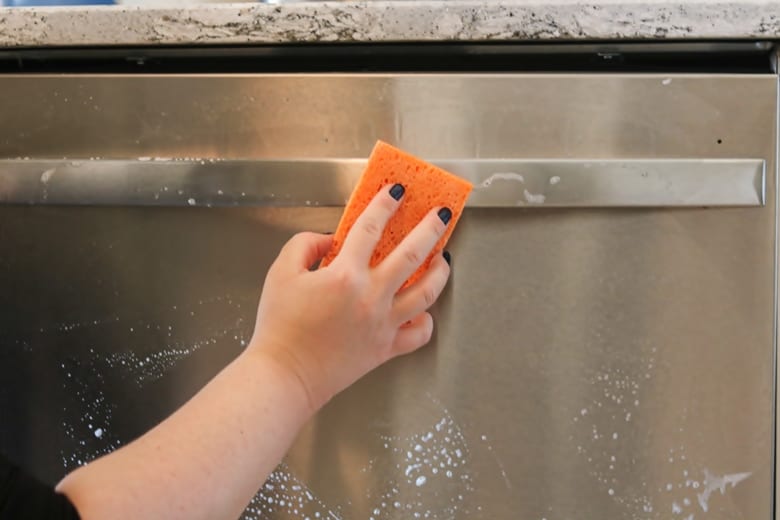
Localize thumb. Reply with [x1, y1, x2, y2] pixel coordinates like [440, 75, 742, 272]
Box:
[277, 232, 334, 273]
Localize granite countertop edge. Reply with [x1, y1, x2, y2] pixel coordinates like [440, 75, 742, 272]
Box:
[0, 1, 779, 48]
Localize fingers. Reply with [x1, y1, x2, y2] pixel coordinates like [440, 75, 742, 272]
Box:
[376, 207, 451, 292]
[338, 184, 404, 267]
[276, 232, 334, 274]
[392, 253, 450, 324]
[391, 312, 434, 357]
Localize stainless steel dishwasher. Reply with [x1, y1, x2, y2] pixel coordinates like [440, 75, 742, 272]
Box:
[0, 43, 776, 519]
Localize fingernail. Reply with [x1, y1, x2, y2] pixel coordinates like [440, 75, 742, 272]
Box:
[438, 207, 452, 225]
[443, 250, 451, 265]
[389, 183, 405, 201]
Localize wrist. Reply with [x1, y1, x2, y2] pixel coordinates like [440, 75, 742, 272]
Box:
[241, 339, 325, 419]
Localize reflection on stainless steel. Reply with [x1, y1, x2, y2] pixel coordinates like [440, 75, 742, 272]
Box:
[0, 159, 766, 208]
[0, 72, 775, 520]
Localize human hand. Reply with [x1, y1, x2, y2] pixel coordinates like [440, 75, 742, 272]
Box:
[248, 183, 452, 413]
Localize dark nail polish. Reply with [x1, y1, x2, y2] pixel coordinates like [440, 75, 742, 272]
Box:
[389, 183, 405, 201]
[443, 250, 451, 265]
[438, 207, 452, 225]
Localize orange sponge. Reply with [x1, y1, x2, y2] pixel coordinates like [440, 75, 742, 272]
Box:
[320, 141, 473, 288]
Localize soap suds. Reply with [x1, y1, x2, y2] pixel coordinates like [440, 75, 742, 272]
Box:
[366, 398, 478, 519]
[568, 348, 754, 520]
[522, 189, 546, 204]
[243, 464, 343, 520]
[55, 294, 251, 472]
[40, 168, 56, 184]
[569, 355, 657, 515]
[480, 172, 524, 188]
[696, 469, 751, 513]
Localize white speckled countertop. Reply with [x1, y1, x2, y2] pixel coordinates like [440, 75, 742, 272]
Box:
[0, 1, 779, 48]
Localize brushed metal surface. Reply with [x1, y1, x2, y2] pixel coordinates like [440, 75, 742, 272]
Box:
[0, 74, 773, 161]
[0, 158, 766, 208]
[0, 73, 775, 520]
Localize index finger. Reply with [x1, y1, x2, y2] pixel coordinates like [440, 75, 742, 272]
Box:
[338, 183, 405, 267]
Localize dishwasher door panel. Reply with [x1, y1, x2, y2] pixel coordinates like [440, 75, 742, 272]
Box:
[0, 73, 775, 520]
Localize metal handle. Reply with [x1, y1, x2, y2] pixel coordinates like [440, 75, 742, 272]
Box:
[0, 158, 765, 208]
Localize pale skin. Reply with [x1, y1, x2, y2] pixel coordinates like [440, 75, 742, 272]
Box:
[56, 184, 452, 520]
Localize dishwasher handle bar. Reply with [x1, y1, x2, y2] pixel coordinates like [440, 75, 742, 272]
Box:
[0, 158, 766, 208]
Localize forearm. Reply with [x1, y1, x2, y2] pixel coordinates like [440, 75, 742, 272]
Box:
[56, 346, 312, 520]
